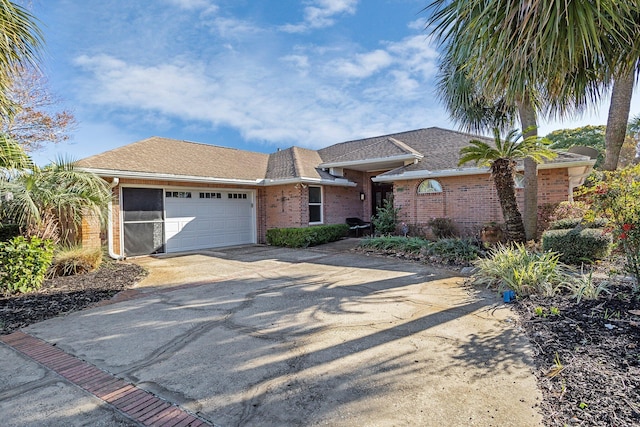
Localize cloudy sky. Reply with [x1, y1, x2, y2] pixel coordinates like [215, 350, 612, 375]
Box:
[31, 0, 640, 165]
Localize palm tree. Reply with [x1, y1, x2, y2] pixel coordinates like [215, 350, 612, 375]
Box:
[0, 132, 31, 171]
[425, 0, 638, 238]
[458, 128, 556, 243]
[0, 0, 44, 117]
[0, 157, 110, 242]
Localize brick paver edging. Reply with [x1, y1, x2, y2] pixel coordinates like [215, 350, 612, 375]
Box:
[1, 331, 211, 427]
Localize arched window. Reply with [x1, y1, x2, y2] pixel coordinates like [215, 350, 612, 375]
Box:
[417, 179, 443, 194]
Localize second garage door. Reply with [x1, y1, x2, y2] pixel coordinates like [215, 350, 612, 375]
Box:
[164, 190, 255, 252]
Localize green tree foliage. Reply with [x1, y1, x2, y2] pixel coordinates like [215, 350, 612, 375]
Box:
[0, 158, 111, 243]
[0, 0, 44, 117]
[546, 126, 606, 168]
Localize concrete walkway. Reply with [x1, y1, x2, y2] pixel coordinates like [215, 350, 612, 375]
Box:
[0, 239, 543, 426]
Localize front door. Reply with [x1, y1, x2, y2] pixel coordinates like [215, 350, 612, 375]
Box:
[371, 181, 393, 217]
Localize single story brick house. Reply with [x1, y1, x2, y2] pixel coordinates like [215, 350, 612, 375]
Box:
[76, 127, 595, 257]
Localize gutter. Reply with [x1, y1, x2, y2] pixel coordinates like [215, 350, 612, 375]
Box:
[319, 153, 422, 170]
[372, 159, 596, 182]
[80, 168, 357, 187]
[107, 177, 124, 260]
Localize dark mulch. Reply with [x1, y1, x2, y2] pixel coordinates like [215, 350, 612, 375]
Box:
[0, 261, 146, 335]
[514, 284, 640, 426]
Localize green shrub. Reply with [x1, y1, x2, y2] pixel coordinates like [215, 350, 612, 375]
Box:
[0, 223, 20, 242]
[371, 200, 400, 235]
[425, 238, 480, 264]
[266, 224, 348, 248]
[548, 217, 608, 230]
[427, 217, 457, 238]
[542, 228, 612, 264]
[359, 236, 480, 264]
[50, 246, 103, 277]
[359, 236, 430, 253]
[0, 236, 55, 295]
[472, 243, 569, 296]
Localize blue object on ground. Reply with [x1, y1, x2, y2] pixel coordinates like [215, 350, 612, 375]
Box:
[503, 290, 516, 303]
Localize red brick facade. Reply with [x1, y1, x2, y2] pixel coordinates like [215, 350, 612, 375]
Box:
[80, 167, 573, 254]
[393, 168, 570, 236]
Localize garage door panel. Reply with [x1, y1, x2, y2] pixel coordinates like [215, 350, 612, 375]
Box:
[165, 191, 254, 252]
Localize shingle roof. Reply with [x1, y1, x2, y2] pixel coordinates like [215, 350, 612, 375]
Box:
[265, 146, 336, 181]
[76, 137, 269, 181]
[77, 127, 594, 184]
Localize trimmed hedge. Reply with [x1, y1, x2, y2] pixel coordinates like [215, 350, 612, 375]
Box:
[542, 228, 612, 264]
[266, 224, 349, 248]
[548, 217, 608, 230]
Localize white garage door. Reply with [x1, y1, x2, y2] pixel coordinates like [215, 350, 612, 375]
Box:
[164, 190, 255, 253]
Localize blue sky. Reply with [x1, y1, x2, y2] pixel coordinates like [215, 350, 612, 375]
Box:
[30, 0, 640, 166]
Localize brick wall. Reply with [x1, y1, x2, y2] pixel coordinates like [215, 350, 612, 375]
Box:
[393, 168, 571, 236]
[264, 184, 306, 230]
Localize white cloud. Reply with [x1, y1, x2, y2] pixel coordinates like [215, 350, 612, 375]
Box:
[164, 0, 217, 12]
[280, 0, 358, 33]
[330, 49, 393, 79]
[72, 50, 447, 150]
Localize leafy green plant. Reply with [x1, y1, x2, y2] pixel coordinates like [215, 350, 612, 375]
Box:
[563, 268, 610, 303]
[427, 217, 457, 238]
[472, 243, 570, 296]
[371, 200, 400, 235]
[0, 236, 54, 294]
[549, 306, 561, 316]
[541, 228, 612, 264]
[581, 164, 640, 288]
[534, 306, 545, 317]
[266, 224, 348, 248]
[425, 238, 481, 264]
[50, 245, 103, 277]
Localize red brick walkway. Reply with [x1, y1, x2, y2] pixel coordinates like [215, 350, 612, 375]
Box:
[0, 331, 211, 427]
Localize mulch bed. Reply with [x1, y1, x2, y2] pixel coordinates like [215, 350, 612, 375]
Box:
[514, 284, 640, 426]
[2, 249, 640, 426]
[0, 261, 146, 335]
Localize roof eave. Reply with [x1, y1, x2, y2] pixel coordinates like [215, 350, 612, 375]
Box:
[372, 159, 596, 182]
[78, 168, 264, 186]
[80, 168, 357, 187]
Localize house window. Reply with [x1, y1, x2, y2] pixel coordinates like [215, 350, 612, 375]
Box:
[417, 179, 443, 194]
[514, 173, 525, 189]
[309, 186, 323, 224]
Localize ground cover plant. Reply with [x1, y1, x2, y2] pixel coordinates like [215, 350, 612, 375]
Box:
[358, 235, 482, 265]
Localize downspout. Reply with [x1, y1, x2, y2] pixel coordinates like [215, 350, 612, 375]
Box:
[107, 177, 124, 260]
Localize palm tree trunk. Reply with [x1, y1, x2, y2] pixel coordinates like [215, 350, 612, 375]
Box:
[492, 159, 526, 243]
[517, 96, 538, 241]
[603, 72, 635, 171]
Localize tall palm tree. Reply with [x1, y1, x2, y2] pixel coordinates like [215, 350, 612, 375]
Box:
[425, 0, 638, 238]
[458, 128, 556, 242]
[0, 157, 110, 242]
[0, 0, 44, 117]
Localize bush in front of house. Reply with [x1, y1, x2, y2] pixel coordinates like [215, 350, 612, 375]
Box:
[542, 228, 612, 264]
[425, 238, 481, 264]
[371, 200, 399, 235]
[50, 245, 103, 277]
[427, 217, 457, 238]
[547, 217, 608, 230]
[0, 236, 55, 295]
[359, 236, 481, 264]
[266, 224, 349, 248]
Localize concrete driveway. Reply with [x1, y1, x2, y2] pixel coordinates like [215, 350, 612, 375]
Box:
[0, 240, 543, 426]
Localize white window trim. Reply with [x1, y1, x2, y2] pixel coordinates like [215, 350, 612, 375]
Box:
[514, 173, 525, 189]
[417, 179, 443, 194]
[309, 185, 323, 224]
